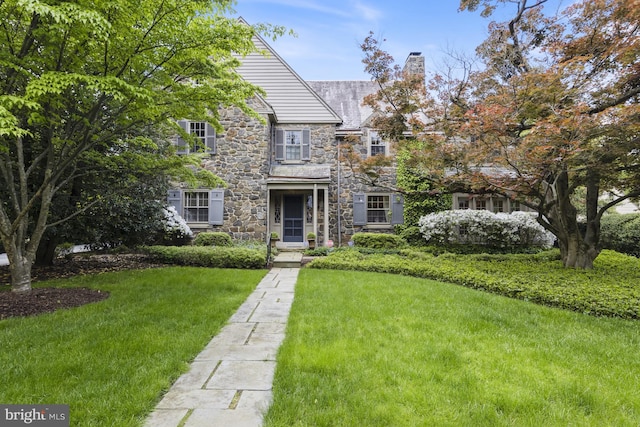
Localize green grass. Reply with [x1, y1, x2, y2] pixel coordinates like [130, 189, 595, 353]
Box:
[265, 269, 640, 426]
[0, 267, 266, 426]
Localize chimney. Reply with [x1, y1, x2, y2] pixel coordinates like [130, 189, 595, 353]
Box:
[403, 52, 425, 76]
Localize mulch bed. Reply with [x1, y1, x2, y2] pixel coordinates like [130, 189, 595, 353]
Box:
[0, 254, 162, 320]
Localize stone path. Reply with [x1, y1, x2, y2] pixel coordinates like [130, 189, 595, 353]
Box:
[144, 265, 300, 427]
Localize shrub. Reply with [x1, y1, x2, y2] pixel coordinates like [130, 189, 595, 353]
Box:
[351, 232, 407, 249]
[160, 206, 193, 246]
[142, 245, 265, 269]
[600, 213, 640, 257]
[418, 210, 554, 249]
[193, 232, 232, 247]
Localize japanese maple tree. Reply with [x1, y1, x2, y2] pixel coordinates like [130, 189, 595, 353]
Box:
[361, 0, 639, 269]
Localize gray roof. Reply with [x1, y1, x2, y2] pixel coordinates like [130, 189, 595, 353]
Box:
[307, 81, 379, 131]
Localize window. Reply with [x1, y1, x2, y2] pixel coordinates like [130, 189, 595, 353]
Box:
[367, 195, 390, 223]
[510, 201, 521, 212]
[167, 189, 224, 225]
[184, 191, 209, 222]
[353, 193, 403, 226]
[285, 130, 302, 160]
[176, 120, 216, 154]
[476, 199, 487, 210]
[493, 199, 504, 213]
[275, 129, 311, 161]
[369, 131, 387, 157]
[458, 198, 469, 210]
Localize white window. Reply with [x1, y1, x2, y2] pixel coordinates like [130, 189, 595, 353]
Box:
[285, 130, 302, 160]
[367, 195, 390, 223]
[176, 120, 216, 154]
[275, 129, 311, 161]
[476, 199, 487, 210]
[458, 197, 469, 210]
[369, 131, 387, 157]
[493, 199, 504, 213]
[184, 191, 210, 223]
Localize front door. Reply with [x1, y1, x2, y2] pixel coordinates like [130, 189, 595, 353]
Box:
[283, 195, 304, 242]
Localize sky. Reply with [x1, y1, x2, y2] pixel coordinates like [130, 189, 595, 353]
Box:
[230, 0, 570, 81]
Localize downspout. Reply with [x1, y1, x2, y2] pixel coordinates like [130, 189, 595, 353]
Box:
[336, 137, 342, 246]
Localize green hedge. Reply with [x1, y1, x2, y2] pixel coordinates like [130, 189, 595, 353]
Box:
[600, 213, 640, 257]
[351, 232, 407, 249]
[142, 245, 265, 269]
[193, 232, 233, 247]
[307, 248, 640, 319]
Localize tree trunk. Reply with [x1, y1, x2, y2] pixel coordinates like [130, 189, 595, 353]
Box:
[558, 231, 599, 269]
[9, 256, 34, 293]
[35, 235, 59, 266]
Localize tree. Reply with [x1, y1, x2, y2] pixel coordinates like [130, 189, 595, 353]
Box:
[360, 0, 639, 269]
[0, 0, 275, 292]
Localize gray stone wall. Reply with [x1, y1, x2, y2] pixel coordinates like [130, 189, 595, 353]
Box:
[200, 103, 270, 240]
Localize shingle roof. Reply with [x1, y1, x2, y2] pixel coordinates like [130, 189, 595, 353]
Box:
[307, 81, 379, 131]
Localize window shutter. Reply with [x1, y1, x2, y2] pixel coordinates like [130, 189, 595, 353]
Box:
[302, 129, 311, 160]
[353, 193, 366, 226]
[275, 129, 284, 160]
[167, 190, 183, 217]
[209, 189, 224, 225]
[391, 194, 404, 225]
[176, 120, 189, 154]
[205, 123, 216, 154]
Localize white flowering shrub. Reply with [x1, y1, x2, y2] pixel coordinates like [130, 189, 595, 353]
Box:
[418, 210, 554, 249]
[161, 205, 193, 245]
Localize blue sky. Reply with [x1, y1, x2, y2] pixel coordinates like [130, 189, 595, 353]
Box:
[231, 0, 570, 81]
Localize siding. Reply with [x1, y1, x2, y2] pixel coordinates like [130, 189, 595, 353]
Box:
[235, 32, 343, 125]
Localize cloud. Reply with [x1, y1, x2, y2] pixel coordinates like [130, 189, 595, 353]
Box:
[351, 1, 382, 22]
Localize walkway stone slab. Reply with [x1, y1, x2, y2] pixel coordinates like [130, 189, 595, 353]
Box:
[143, 267, 299, 427]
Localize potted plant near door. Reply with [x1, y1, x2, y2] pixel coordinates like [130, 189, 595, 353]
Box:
[306, 232, 316, 250]
[270, 232, 280, 249]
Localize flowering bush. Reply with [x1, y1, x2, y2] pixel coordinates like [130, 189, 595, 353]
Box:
[161, 205, 192, 245]
[418, 210, 554, 249]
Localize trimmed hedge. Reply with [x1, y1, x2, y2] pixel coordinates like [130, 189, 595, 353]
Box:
[193, 232, 232, 247]
[307, 248, 640, 319]
[142, 245, 265, 269]
[351, 232, 407, 249]
[600, 213, 640, 257]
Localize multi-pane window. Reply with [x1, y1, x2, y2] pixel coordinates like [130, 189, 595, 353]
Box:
[369, 131, 386, 157]
[184, 191, 209, 222]
[510, 201, 521, 212]
[285, 130, 302, 160]
[190, 122, 206, 152]
[458, 198, 469, 209]
[493, 199, 504, 213]
[476, 199, 487, 210]
[367, 195, 390, 223]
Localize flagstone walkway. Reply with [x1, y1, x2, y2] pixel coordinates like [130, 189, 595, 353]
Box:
[144, 265, 299, 427]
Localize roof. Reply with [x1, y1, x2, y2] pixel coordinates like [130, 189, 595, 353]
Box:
[268, 164, 331, 182]
[306, 80, 379, 131]
[235, 20, 342, 125]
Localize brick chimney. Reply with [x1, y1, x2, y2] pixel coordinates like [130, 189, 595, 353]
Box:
[403, 52, 425, 76]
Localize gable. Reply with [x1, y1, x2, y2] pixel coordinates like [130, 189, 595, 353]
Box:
[235, 22, 342, 125]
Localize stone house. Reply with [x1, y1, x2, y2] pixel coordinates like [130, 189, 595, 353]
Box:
[168, 26, 409, 248]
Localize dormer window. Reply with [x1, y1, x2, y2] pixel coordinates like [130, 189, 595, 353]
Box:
[369, 131, 387, 157]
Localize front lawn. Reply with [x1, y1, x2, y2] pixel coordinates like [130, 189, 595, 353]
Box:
[0, 267, 266, 426]
[265, 269, 640, 426]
